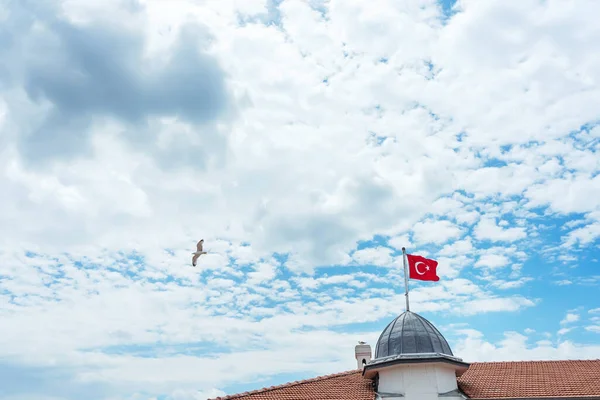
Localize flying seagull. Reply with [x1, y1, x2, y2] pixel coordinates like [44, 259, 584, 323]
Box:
[358, 341, 366, 345]
[192, 239, 207, 266]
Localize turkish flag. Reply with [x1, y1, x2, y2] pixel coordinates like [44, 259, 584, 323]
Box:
[407, 254, 439, 281]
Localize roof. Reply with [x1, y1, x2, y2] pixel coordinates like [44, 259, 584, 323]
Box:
[208, 369, 374, 400]
[212, 359, 600, 400]
[375, 311, 453, 358]
[457, 360, 600, 399]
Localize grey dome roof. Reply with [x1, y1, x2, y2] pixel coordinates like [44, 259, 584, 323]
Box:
[374, 311, 453, 358]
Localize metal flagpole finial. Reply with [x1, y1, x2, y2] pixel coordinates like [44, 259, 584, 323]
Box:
[401, 247, 410, 312]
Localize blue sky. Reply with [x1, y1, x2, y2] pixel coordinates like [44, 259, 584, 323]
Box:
[0, 0, 599, 399]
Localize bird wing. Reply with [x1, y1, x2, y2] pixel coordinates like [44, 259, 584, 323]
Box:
[192, 253, 200, 265]
[196, 240, 203, 251]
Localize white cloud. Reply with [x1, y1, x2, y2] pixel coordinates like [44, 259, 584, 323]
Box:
[412, 220, 463, 245]
[165, 388, 227, 400]
[475, 254, 510, 269]
[473, 217, 527, 242]
[525, 175, 600, 215]
[455, 210, 481, 225]
[560, 312, 580, 325]
[491, 277, 533, 290]
[388, 234, 412, 251]
[435, 255, 472, 279]
[586, 326, 600, 334]
[439, 238, 474, 256]
[555, 280, 573, 286]
[456, 296, 537, 316]
[456, 164, 539, 200]
[351, 246, 395, 267]
[562, 221, 600, 247]
[247, 261, 278, 284]
[557, 327, 574, 336]
[453, 329, 600, 362]
[429, 197, 466, 216]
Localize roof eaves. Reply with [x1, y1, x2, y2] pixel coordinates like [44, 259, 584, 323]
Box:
[439, 388, 468, 398]
[363, 353, 470, 377]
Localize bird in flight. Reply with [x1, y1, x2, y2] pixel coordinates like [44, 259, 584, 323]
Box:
[192, 239, 207, 266]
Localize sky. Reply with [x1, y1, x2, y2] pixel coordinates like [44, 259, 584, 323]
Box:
[0, 0, 599, 399]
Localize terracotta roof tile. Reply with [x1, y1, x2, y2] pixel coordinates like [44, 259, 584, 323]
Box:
[211, 359, 600, 400]
[457, 359, 600, 399]
[208, 369, 374, 400]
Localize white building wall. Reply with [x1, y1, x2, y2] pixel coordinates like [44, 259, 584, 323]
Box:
[376, 363, 462, 400]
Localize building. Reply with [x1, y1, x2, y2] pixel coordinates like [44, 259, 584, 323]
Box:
[209, 310, 600, 400]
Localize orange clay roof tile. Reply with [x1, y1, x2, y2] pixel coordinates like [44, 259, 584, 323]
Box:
[208, 369, 374, 400]
[457, 359, 600, 399]
[210, 359, 600, 399]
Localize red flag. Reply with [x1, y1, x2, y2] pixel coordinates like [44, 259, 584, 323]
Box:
[407, 254, 439, 281]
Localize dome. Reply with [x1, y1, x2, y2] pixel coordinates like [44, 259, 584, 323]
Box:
[374, 311, 453, 359]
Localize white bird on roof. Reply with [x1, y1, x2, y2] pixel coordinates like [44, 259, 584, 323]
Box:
[192, 239, 207, 266]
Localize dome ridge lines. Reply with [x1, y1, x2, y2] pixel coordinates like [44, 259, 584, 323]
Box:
[424, 317, 443, 353]
[400, 311, 408, 354]
[416, 312, 435, 353]
[427, 316, 452, 355]
[375, 319, 395, 358]
[386, 314, 401, 354]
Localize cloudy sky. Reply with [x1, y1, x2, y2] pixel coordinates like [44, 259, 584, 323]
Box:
[1, 0, 599, 399]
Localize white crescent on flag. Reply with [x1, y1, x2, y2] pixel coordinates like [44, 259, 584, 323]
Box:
[414, 261, 428, 275]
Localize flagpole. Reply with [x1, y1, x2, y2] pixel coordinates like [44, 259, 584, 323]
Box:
[402, 247, 410, 312]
